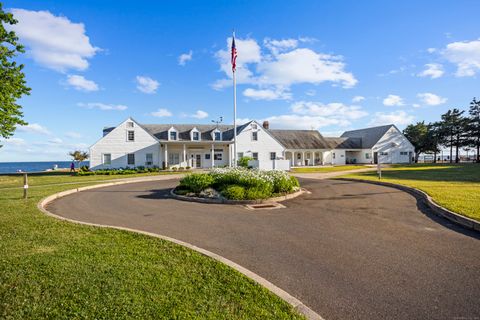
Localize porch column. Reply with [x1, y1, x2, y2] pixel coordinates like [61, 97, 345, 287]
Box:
[228, 144, 232, 167]
[331, 150, 334, 165]
[302, 151, 305, 166]
[164, 144, 168, 168]
[183, 144, 186, 163]
[321, 151, 324, 165]
[211, 144, 215, 168]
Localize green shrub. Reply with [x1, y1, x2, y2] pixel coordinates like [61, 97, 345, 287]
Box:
[238, 156, 253, 168]
[244, 187, 272, 200]
[179, 173, 214, 193]
[290, 175, 300, 188]
[221, 185, 246, 200]
[77, 171, 95, 176]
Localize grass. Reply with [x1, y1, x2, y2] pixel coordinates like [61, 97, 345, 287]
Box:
[0, 172, 304, 319]
[291, 165, 369, 173]
[341, 163, 480, 221]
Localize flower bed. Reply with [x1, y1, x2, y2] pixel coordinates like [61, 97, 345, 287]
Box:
[77, 166, 191, 176]
[174, 168, 300, 201]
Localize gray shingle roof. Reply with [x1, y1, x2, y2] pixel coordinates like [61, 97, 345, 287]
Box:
[340, 124, 393, 148]
[268, 130, 331, 149]
[324, 137, 362, 149]
[141, 123, 237, 141]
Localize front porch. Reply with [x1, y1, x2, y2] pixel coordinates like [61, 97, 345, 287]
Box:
[284, 149, 333, 166]
[162, 142, 232, 169]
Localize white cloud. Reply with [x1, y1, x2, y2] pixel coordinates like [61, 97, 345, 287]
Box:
[369, 111, 414, 126]
[65, 131, 82, 139]
[417, 92, 447, 106]
[18, 123, 51, 135]
[78, 102, 127, 111]
[427, 48, 437, 53]
[383, 94, 404, 106]
[178, 50, 193, 66]
[442, 38, 480, 77]
[260, 100, 368, 130]
[305, 89, 316, 96]
[417, 63, 444, 79]
[66, 75, 99, 91]
[150, 108, 172, 117]
[48, 137, 63, 144]
[243, 87, 291, 101]
[213, 37, 357, 91]
[192, 110, 209, 119]
[1, 137, 26, 146]
[8, 9, 99, 72]
[352, 95, 365, 103]
[135, 76, 159, 94]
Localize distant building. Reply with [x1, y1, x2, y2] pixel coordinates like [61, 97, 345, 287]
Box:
[89, 118, 415, 170]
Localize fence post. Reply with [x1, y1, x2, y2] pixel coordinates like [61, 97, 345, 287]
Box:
[23, 173, 28, 199]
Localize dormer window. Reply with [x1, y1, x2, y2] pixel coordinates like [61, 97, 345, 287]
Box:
[168, 127, 178, 141]
[191, 128, 200, 141]
[212, 129, 221, 141]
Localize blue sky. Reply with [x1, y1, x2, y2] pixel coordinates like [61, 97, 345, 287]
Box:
[1, 0, 479, 161]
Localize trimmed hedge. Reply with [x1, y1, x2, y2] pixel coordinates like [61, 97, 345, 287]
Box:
[221, 185, 246, 200]
[179, 173, 214, 193]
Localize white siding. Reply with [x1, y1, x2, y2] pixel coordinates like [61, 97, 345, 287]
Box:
[323, 150, 346, 165]
[90, 118, 160, 170]
[235, 122, 285, 166]
[373, 126, 414, 164]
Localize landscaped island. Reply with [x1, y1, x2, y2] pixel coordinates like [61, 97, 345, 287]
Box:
[174, 168, 300, 201]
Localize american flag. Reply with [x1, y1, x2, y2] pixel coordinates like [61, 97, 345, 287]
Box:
[231, 34, 237, 72]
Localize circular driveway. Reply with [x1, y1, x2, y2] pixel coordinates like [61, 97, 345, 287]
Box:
[47, 178, 480, 320]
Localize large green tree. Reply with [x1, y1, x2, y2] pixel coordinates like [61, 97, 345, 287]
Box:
[403, 121, 430, 162]
[0, 3, 30, 145]
[440, 108, 469, 163]
[466, 97, 480, 162]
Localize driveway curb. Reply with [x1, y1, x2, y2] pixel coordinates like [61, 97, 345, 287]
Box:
[336, 178, 480, 232]
[37, 178, 323, 320]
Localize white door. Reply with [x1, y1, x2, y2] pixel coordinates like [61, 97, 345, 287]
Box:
[194, 154, 202, 168]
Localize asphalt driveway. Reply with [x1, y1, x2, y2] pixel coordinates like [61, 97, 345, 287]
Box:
[47, 178, 480, 320]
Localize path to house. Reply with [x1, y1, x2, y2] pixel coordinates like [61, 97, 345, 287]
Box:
[47, 178, 480, 320]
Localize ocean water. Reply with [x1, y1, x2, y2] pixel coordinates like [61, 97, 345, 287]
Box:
[0, 161, 90, 174]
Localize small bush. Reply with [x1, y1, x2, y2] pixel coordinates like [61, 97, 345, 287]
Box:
[238, 156, 253, 168]
[186, 166, 191, 170]
[77, 171, 95, 176]
[221, 185, 246, 200]
[179, 173, 214, 193]
[244, 187, 271, 200]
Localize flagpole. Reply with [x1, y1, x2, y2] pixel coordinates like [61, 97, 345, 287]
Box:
[232, 31, 237, 168]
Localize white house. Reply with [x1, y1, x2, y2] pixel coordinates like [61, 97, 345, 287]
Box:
[89, 117, 414, 170]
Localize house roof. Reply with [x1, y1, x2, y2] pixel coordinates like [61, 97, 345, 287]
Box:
[340, 124, 394, 148]
[268, 130, 331, 149]
[324, 137, 362, 149]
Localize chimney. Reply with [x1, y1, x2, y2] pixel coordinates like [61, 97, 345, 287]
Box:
[262, 120, 270, 130]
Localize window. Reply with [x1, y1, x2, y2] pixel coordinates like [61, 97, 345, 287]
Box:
[146, 153, 153, 165]
[400, 151, 408, 155]
[237, 152, 244, 159]
[127, 153, 135, 166]
[365, 153, 371, 159]
[126, 121, 134, 128]
[205, 154, 211, 160]
[297, 153, 301, 160]
[214, 153, 222, 160]
[103, 153, 111, 165]
[192, 131, 200, 141]
[333, 153, 336, 159]
[270, 152, 276, 160]
[127, 130, 135, 141]
[252, 152, 258, 160]
[252, 123, 258, 129]
[252, 131, 258, 141]
[168, 153, 180, 165]
[169, 131, 177, 140]
[380, 152, 389, 156]
[214, 131, 221, 141]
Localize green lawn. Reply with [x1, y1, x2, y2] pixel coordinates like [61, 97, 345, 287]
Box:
[0, 173, 303, 319]
[341, 163, 480, 221]
[291, 165, 370, 173]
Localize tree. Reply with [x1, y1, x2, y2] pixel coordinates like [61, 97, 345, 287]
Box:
[466, 97, 480, 162]
[403, 122, 429, 162]
[440, 108, 469, 163]
[69, 150, 89, 170]
[426, 122, 442, 163]
[0, 3, 31, 146]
